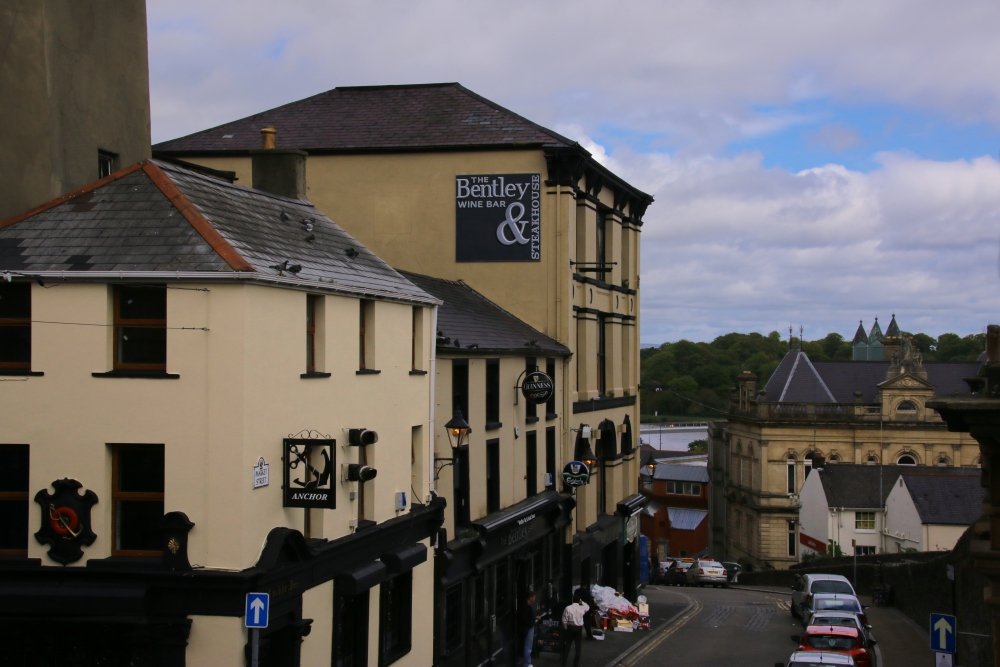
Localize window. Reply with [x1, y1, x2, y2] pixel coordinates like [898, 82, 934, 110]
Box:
[897, 401, 917, 412]
[804, 452, 814, 479]
[855, 512, 876, 531]
[114, 286, 167, 371]
[111, 444, 164, 555]
[666, 481, 701, 496]
[485, 359, 500, 428]
[359, 300, 370, 370]
[379, 572, 412, 666]
[411, 307, 422, 371]
[525, 358, 537, 422]
[334, 589, 369, 667]
[0, 282, 31, 371]
[98, 150, 117, 179]
[866, 455, 878, 465]
[596, 210, 607, 268]
[545, 358, 557, 419]
[786, 456, 795, 494]
[937, 455, 950, 467]
[855, 545, 876, 556]
[596, 314, 607, 396]
[641, 473, 653, 492]
[306, 295, 318, 372]
[545, 427, 556, 487]
[453, 446, 470, 529]
[486, 439, 500, 514]
[443, 583, 463, 654]
[494, 559, 509, 617]
[787, 520, 796, 557]
[526, 431, 537, 497]
[452, 360, 469, 421]
[0, 445, 29, 554]
[597, 458, 606, 514]
[897, 454, 916, 466]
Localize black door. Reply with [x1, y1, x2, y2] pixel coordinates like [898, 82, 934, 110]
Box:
[492, 558, 513, 665]
[469, 571, 491, 667]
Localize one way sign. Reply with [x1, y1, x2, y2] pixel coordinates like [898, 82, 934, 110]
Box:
[930, 613, 956, 654]
[246, 592, 269, 628]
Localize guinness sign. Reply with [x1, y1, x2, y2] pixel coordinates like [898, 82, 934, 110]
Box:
[456, 173, 541, 262]
[521, 371, 554, 405]
[283, 438, 336, 509]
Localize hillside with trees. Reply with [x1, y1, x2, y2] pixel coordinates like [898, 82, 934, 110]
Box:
[639, 330, 985, 419]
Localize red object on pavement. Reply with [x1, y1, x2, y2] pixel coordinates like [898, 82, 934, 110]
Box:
[797, 625, 873, 667]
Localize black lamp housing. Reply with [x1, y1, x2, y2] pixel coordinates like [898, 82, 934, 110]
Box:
[347, 464, 378, 482]
[444, 409, 472, 450]
[348, 429, 378, 446]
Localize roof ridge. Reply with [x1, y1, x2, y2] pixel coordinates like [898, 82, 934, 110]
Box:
[335, 82, 460, 91]
[779, 351, 803, 401]
[798, 353, 837, 402]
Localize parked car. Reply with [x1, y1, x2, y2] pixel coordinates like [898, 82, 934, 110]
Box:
[793, 624, 875, 667]
[803, 595, 869, 628]
[721, 561, 742, 585]
[662, 559, 695, 585]
[685, 559, 729, 587]
[809, 611, 874, 643]
[791, 574, 857, 618]
[777, 651, 858, 667]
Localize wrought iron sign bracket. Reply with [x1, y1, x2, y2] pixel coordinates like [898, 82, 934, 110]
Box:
[433, 456, 455, 481]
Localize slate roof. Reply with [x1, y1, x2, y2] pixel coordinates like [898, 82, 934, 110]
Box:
[398, 271, 570, 356]
[0, 160, 435, 305]
[816, 463, 980, 510]
[901, 474, 985, 525]
[762, 350, 981, 403]
[667, 508, 708, 531]
[153, 83, 575, 154]
[641, 464, 709, 483]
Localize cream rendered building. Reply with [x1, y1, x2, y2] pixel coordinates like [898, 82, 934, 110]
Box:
[710, 332, 982, 571]
[0, 156, 443, 666]
[155, 83, 651, 664]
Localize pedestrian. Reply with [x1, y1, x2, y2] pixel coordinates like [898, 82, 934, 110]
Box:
[560, 593, 589, 667]
[519, 591, 539, 666]
[578, 586, 597, 638]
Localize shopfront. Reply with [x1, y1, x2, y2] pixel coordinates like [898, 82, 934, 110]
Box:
[435, 490, 574, 667]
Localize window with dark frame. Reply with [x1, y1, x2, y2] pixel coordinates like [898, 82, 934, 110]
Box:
[379, 571, 412, 666]
[111, 444, 164, 556]
[596, 210, 607, 269]
[545, 427, 556, 487]
[596, 314, 607, 396]
[545, 358, 557, 419]
[453, 446, 470, 529]
[0, 282, 31, 371]
[98, 150, 117, 179]
[526, 431, 537, 497]
[787, 520, 797, 557]
[787, 456, 796, 494]
[485, 359, 500, 427]
[359, 300, 368, 370]
[0, 445, 29, 555]
[525, 358, 537, 422]
[334, 589, 369, 667]
[114, 286, 167, 371]
[306, 295, 317, 372]
[597, 458, 606, 514]
[452, 360, 469, 422]
[443, 583, 464, 654]
[411, 307, 420, 371]
[486, 439, 500, 514]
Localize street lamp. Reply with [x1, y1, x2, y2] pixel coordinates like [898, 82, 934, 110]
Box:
[574, 424, 598, 469]
[435, 409, 472, 480]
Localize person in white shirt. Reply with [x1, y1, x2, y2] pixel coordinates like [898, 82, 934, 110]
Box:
[560, 593, 590, 667]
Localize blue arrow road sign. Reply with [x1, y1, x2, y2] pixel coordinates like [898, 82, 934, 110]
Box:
[246, 592, 269, 628]
[930, 613, 956, 654]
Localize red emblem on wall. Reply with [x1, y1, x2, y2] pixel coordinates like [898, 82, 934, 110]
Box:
[34, 478, 98, 565]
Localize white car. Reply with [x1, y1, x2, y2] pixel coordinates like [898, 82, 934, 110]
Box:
[791, 574, 857, 618]
[684, 559, 728, 587]
[779, 650, 858, 667]
[803, 594, 870, 629]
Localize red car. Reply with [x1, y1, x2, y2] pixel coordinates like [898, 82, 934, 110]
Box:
[793, 625, 876, 667]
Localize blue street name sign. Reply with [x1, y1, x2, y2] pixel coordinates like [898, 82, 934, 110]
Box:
[930, 613, 956, 654]
[246, 592, 269, 629]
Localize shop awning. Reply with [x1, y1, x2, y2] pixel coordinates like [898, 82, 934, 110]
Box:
[667, 508, 707, 531]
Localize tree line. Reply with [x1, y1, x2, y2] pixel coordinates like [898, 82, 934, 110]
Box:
[640, 330, 985, 418]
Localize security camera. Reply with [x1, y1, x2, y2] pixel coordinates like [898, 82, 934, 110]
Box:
[348, 429, 378, 446]
[347, 464, 377, 482]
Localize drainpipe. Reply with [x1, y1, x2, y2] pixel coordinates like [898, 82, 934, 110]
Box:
[428, 306, 439, 500]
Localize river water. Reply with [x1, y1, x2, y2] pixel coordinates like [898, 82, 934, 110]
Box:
[639, 424, 709, 452]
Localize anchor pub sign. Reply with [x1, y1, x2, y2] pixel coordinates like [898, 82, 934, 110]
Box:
[282, 436, 336, 509]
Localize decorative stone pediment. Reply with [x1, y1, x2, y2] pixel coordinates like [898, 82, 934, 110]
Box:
[878, 372, 935, 391]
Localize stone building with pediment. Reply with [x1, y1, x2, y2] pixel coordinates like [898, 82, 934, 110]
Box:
[707, 317, 984, 570]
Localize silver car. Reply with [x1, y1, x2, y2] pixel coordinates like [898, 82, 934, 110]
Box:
[791, 574, 857, 618]
[779, 650, 858, 667]
[684, 559, 728, 586]
[803, 594, 870, 628]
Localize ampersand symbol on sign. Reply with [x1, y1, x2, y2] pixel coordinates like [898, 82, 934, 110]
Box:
[496, 202, 529, 246]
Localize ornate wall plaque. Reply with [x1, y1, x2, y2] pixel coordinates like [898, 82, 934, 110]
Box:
[34, 478, 98, 565]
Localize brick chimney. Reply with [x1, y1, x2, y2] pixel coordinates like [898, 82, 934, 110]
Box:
[250, 127, 308, 200]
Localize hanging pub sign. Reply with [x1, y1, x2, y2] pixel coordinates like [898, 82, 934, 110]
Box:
[521, 371, 555, 405]
[34, 478, 98, 565]
[562, 461, 590, 488]
[456, 173, 541, 262]
[283, 437, 336, 509]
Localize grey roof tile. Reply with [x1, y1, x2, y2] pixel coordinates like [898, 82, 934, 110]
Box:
[902, 474, 985, 525]
[816, 463, 980, 509]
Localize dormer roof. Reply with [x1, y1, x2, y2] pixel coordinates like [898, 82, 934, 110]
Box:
[868, 318, 884, 343]
[885, 314, 901, 339]
[852, 321, 869, 345]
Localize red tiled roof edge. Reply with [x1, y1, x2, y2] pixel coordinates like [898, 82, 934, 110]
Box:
[0, 162, 146, 230]
[140, 161, 255, 272]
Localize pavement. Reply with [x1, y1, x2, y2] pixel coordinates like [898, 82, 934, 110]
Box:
[526, 584, 941, 667]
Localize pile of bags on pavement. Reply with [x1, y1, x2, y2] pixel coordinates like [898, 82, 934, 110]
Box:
[590, 584, 639, 621]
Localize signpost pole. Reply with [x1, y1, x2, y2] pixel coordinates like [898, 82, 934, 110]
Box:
[252, 628, 259, 667]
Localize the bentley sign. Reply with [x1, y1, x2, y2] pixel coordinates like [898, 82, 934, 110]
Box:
[456, 173, 540, 262]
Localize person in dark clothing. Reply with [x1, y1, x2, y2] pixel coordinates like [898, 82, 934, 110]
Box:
[577, 587, 597, 638]
[519, 591, 538, 666]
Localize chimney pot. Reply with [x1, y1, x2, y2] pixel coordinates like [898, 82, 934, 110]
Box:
[260, 127, 277, 150]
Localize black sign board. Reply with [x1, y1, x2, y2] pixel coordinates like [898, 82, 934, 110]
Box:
[283, 438, 336, 509]
[456, 173, 541, 262]
[34, 478, 98, 565]
[521, 371, 555, 404]
[562, 461, 590, 488]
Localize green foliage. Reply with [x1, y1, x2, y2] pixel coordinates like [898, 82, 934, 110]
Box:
[641, 329, 984, 418]
[687, 439, 708, 453]
[800, 539, 844, 563]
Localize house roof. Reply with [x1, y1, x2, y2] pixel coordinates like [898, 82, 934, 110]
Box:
[852, 321, 869, 345]
[762, 350, 981, 403]
[901, 474, 985, 525]
[0, 160, 435, 305]
[641, 464, 709, 483]
[398, 271, 570, 357]
[667, 507, 708, 531]
[642, 498, 665, 518]
[816, 463, 980, 510]
[153, 83, 576, 155]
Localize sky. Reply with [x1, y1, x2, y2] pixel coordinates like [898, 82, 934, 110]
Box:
[146, 0, 1000, 344]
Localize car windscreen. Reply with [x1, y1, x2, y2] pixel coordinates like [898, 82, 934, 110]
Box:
[790, 663, 848, 667]
[812, 618, 857, 628]
[815, 598, 861, 612]
[812, 580, 854, 595]
[807, 634, 857, 650]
